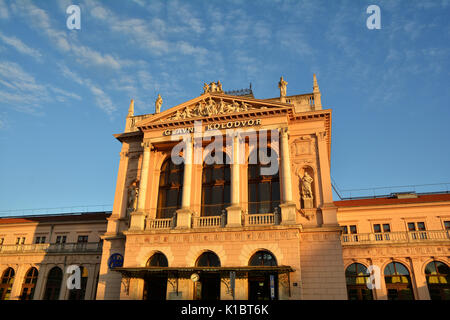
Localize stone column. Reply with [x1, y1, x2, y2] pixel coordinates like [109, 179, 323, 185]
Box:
[10, 265, 24, 300]
[279, 128, 296, 224]
[33, 264, 48, 300]
[409, 258, 431, 300]
[231, 133, 240, 205]
[227, 133, 242, 227]
[181, 137, 193, 208]
[130, 141, 151, 231]
[105, 150, 130, 235]
[316, 131, 338, 226]
[176, 137, 193, 228]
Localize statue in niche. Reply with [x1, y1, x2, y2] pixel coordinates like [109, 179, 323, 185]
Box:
[301, 171, 314, 208]
[278, 76, 288, 97]
[127, 185, 139, 212]
[155, 94, 163, 113]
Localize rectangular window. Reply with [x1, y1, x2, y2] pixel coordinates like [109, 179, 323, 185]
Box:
[55, 235, 67, 244]
[342, 226, 348, 234]
[35, 236, 46, 244]
[342, 225, 357, 242]
[77, 235, 88, 243]
[16, 237, 25, 244]
[408, 222, 427, 240]
[0, 238, 3, 245]
[373, 224, 390, 240]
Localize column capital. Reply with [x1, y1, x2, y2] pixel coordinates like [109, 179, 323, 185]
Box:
[279, 127, 289, 137]
[141, 141, 152, 149]
[119, 151, 129, 160]
[317, 131, 327, 141]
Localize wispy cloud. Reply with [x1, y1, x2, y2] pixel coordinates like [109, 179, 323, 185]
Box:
[0, 31, 42, 61]
[10, 0, 131, 70]
[0, 61, 83, 114]
[58, 63, 117, 116]
[0, 0, 9, 19]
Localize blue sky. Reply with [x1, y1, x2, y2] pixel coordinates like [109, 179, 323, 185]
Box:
[0, 0, 449, 213]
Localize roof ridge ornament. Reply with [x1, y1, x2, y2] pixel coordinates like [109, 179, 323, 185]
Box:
[128, 99, 134, 117]
[278, 76, 288, 103]
[155, 94, 163, 114]
[203, 81, 224, 94]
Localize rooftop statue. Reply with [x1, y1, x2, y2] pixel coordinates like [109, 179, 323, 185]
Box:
[155, 94, 163, 113]
[278, 76, 288, 97]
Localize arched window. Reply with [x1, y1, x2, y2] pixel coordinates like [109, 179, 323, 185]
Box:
[384, 262, 414, 300]
[201, 152, 230, 216]
[156, 158, 184, 218]
[196, 251, 221, 267]
[147, 252, 169, 267]
[249, 250, 277, 266]
[425, 260, 450, 300]
[345, 263, 373, 300]
[20, 267, 38, 300]
[68, 266, 88, 300]
[0, 268, 15, 300]
[248, 148, 280, 214]
[44, 267, 63, 300]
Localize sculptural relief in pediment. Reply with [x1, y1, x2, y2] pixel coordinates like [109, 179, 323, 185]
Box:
[164, 97, 264, 121]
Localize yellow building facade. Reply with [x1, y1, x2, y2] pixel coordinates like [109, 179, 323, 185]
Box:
[1, 76, 448, 300]
[0, 212, 109, 300]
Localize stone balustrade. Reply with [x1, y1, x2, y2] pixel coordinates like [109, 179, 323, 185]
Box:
[245, 213, 275, 226]
[341, 230, 450, 245]
[0, 242, 103, 254]
[193, 216, 222, 228]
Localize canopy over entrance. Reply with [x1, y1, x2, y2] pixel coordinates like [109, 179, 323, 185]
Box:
[112, 266, 294, 279]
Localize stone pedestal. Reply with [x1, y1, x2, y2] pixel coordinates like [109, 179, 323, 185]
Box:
[226, 206, 242, 227]
[279, 202, 296, 225]
[320, 204, 338, 226]
[303, 197, 314, 209]
[129, 211, 145, 231]
[176, 208, 192, 229]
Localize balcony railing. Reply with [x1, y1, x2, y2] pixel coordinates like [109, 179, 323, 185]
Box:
[148, 218, 173, 229]
[341, 230, 450, 245]
[0, 242, 103, 254]
[193, 216, 222, 228]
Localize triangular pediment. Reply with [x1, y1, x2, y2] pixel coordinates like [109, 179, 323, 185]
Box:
[136, 92, 291, 128]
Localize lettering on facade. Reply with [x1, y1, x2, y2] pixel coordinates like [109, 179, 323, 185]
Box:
[163, 119, 262, 136]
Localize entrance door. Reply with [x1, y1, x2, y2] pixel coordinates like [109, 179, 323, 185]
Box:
[195, 273, 220, 300]
[194, 251, 221, 300]
[347, 286, 373, 300]
[249, 274, 278, 300]
[143, 276, 167, 300]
